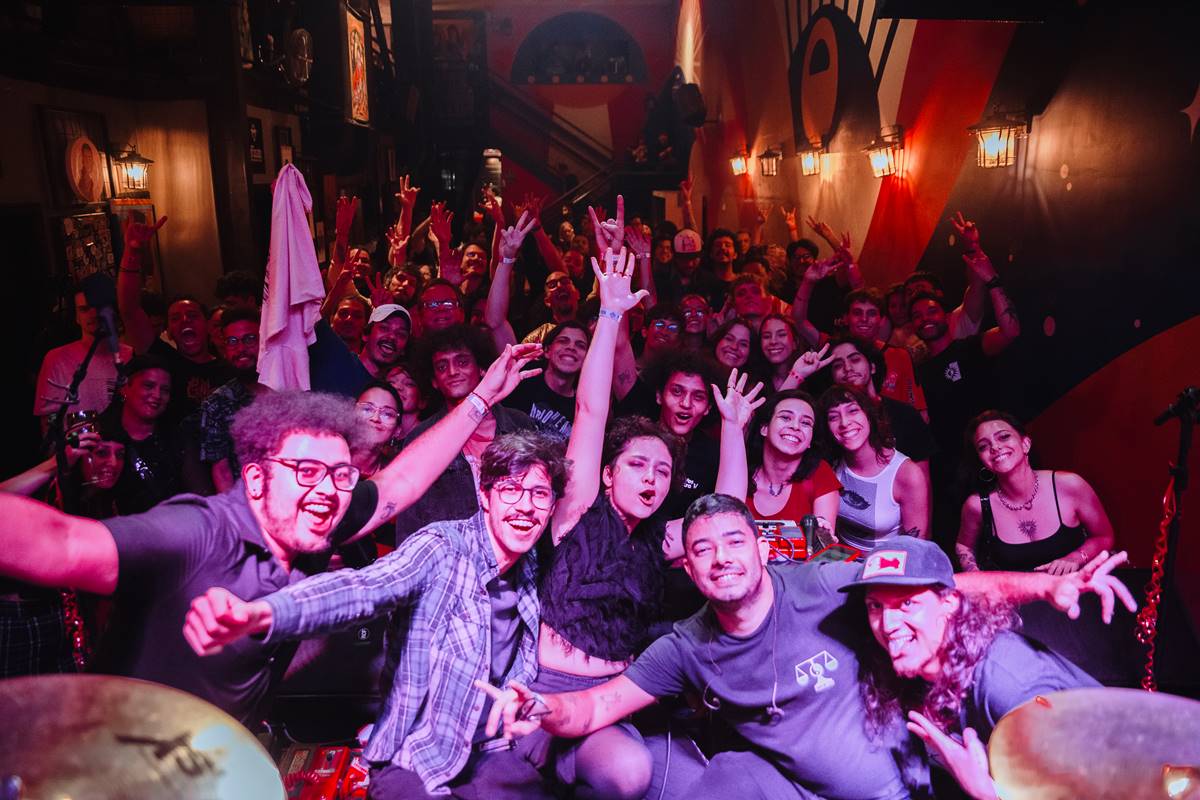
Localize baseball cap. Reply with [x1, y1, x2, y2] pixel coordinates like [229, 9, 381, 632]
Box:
[839, 537, 956, 591]
[673, 229, 703, 255]
[368, 303, 412, 327]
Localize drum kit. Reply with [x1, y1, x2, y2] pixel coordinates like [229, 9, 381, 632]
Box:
[0, 676, 1196, 798]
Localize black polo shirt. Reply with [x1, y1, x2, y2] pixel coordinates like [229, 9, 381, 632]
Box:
[98, 479, 378, 722]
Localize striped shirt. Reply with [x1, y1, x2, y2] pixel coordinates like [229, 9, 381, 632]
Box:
[263, 511, 540, 794]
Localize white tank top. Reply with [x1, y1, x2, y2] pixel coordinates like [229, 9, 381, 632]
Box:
[835, 451, 909, 550]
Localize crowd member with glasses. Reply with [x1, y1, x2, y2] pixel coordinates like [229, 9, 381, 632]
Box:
[677, 293, 710, 350]
[638, 304, 682, 367]
[417, 279, 466, 334]
[0, 343, 543, 723]
[393, 325, 538, 543]
[184, 430, 568, 800]
[200, 307, 270, 492]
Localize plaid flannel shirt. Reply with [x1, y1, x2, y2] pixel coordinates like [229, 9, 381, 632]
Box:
[263, 510, 540, 794]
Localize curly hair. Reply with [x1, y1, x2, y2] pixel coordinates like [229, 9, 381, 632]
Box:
[641, 349, 721, 397]
[602, 415, 686, 494]
[817, 385, 895, 465]
[231, 391, 363, 468]
[411, 323, 498, 396]
[859, 589, 1020, 740]
[480, 430, 571, 499]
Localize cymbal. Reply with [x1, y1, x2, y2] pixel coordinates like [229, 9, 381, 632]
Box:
[990, 687, 1200, 800]
[0, 674, 283, 800]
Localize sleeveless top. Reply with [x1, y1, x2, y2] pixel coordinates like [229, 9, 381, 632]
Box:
[981, 472, 1087, 571]
[834, 451, 909, 550]
[539, 493, 668, 663]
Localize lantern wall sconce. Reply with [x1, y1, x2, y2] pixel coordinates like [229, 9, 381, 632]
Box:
[757, 146, 783, 177]
[798, 142, 825, 177]
[864, 126, 904, 178]
[112, 143, 154, 197]
[729, 149, 750, 177]
[968, 106, 1030, 169]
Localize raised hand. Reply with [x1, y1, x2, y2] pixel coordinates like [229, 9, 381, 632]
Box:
[430, 201, 454, 247]
[592, 246, 648, 315]
[333, 195, 359, 266]
[182, 587, 272, 656]
[713, 368, 766, 428]
[588, 194, 626, 254]
[756, 204, 774, 228]
[364, 273, 391, 308]
[624, 223, 651, 259]
[806, 214, 837, 246]
[474, 679, 546, 740]
[950, 211, 981, 252]
[385, 225, 410, 268]
[474, 342, 544, 405]
[123, 215, 167, 251]
[781, 206, 798, 230]
[482, 185, 505, 227]
[1046, 550, 1136, 623]
[499, 210, 538, 262]
[804, 255, 841, 284]
[678, 177, 693, 205]
[789, 342, 835, 383]
[836, 231, 854, 261]
[396, 174, 420, 209]
[907, 712, 998, 800]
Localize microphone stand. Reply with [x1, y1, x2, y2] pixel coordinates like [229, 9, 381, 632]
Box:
[1136, 387, 1198, 691]
[39, 325, 113, 516]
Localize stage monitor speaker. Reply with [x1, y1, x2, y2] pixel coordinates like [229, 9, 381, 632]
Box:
[674, 83, 707, 128]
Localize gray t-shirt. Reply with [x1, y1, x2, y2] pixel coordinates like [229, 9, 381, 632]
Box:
[624, 562, 909, 800]
[473, 571, 522, 744]
[964, 630, 1099, 742]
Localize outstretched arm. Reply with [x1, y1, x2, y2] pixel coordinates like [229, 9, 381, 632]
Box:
[554, 248, 648, 536]
[484, 211, 538, 351]
[353, 343, 544, 538]
[791, 260, 838, 347]
[116, 215, 169, 353]
[0, 494, 117, 594]
[967, 251, 1019, 356]
[476, 675, 656, 741]
[713, 368, 765, 502]
[678, 178, 697, 231]
[955, 551, 1136, 623]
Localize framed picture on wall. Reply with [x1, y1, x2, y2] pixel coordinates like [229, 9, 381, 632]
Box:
[275, 125, 294, 169]
[55, 212, 115, 286]
[109, 199, 165, 295]
[248, 116, 266, 174]
[343, 3, 370, 125]
[38, 107, 115, 211]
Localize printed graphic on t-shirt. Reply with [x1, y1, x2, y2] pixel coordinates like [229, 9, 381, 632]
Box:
[795, 650, 839, 693]
[943, 361, 962, 382]
[841, 488, 870, 510]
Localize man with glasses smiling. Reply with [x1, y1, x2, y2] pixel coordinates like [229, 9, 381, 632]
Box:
[0, 343, 542, 725]
[184, 430, 568, 799]
[200, 306, 270, 492]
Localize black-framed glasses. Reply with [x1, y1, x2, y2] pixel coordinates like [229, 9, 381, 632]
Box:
[422, 299, 460, 310]
[226, 333, 260, 347]
[494, 482, 555, 510]
[266, 458, 360, 491]
[356, 402, 398, 424]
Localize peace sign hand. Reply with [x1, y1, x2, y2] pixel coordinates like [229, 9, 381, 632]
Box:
[713, 368, 766, 428]
[592, 246, 648, 315]
[789, 342, 835, 383]
[950, 211, 981, 252]
[499, 210, 538, 262]
[395, 175, 420, 208]
[364, 273, 391, 308]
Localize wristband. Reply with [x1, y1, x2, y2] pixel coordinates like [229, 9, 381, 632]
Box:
[637, 252, 650, 260]
[501, 256, 516, 264]
[598, 308, 622, 322]
[466, 391, 491, 417]
[984, 276, 1003, 290]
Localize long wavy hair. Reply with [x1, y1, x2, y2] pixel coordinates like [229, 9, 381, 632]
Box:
[859, 589, 1020, 740]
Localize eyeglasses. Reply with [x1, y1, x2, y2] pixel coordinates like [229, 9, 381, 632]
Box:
[422, 299, 460, 310]
[651, 321, 681, 332]
[356, 402, 399, 424]
[681, 308, 706, 317]
[493, 482, 555, 510]
[225, 333, 260, 347]
[266, 458, 360, 491]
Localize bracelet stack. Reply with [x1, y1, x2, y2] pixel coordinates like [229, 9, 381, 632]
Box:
[598, 308, 622, 321]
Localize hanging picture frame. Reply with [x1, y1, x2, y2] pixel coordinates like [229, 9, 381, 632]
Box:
[343, 3, 371, 125]
[38, 107, 115, 211]
[54, 212, 116, 286]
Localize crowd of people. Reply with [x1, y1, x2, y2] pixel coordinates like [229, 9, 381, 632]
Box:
[1, 174, 1135, 799]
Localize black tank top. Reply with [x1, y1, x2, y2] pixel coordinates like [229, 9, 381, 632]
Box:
[981, 472, 1087, 571]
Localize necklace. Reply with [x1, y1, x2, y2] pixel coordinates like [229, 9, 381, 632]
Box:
[757, 469, 787, 497]
[996, 471, 1039, 512]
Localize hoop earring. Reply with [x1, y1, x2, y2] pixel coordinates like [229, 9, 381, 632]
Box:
[978, 467, 996, 484]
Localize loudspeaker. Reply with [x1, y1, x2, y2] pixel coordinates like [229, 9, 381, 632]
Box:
[674, 83, 707, 128]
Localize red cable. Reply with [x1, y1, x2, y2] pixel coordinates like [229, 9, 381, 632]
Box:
[1134, 475, 1177, 692]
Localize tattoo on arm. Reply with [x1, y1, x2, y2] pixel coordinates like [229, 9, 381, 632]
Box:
[994, 289, 1018, 321]
[900, 526, 923, 538]
[373, 501, 398, 526]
